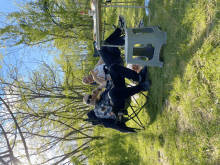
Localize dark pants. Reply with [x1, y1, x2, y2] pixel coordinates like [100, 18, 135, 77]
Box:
[98, 28, 124, 66]
[98, 28, 155, 65]
[108, 64, 142, 108]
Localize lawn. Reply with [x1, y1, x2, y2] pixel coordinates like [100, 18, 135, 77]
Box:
[88, 0, 220, 164]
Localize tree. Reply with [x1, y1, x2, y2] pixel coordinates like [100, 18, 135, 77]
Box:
[0, 0, 104, 163]
[0, 0, 93, 48]
[0, 60, 103, 164]
[0, 98, 31, 165]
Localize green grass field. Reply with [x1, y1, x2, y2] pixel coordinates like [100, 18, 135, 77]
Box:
[88, 0, 220, 164]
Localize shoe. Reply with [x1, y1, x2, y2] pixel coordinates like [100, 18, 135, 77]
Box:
[141, 80, 151, 91]
[138, 19, 144, 27]
[138, 66, 148, 83]
[117, 14, 127, 34]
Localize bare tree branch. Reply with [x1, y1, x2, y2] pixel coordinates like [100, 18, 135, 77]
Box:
[0, 97, 32, 165]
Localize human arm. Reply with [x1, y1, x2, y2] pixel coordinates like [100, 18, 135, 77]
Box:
[94, 77, 107, 85]
[92, 81, 107, 95]
[91, 70, 107, 85]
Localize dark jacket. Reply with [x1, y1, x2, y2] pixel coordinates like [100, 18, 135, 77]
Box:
[85, 110, 136, 133]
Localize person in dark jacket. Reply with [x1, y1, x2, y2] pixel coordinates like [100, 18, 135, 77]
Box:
[82, 15, 126, 85]
[84, 109, 138, 133]
[83, 64, 151, 132]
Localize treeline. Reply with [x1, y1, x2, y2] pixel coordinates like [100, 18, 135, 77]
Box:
[0, 0, 103, 164]
[1, 0, 93, 47]
[0, 59, 102, 164]
[0, 0, 97, 75]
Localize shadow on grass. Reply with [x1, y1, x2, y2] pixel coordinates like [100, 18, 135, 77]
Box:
[141, 0, 213, 124]
[158, 133, 165, 146]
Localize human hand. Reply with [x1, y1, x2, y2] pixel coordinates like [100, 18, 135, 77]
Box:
[92, 88, 100, 95]
[132, 64, 140, 72]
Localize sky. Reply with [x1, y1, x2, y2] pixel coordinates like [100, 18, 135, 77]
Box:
[0, 0, 18, 12]
[145, 0, 150, 16]
[0, 0, 55, 78]
[0, 2, 64, 163]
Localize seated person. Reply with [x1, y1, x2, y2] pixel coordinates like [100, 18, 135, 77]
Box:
[82, 57, 111, 85]
[83, 15, 126, 85]
[83, 64, 151, 132]
[83, 15, 154, 85]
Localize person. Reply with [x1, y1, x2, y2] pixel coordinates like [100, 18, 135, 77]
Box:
[82, 16, 154, 85]
[82, 57, 111, 85]
[82, 15, 127, 85]
[83, 64, 151, 132]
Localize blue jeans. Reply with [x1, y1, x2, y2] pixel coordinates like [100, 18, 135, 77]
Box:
[98, 28, 124, 66]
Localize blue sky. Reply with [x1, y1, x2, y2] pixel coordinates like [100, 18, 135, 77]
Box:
[0, 0, 55, 77]
[0, 0, 18, 12]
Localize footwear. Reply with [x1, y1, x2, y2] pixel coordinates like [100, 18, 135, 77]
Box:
[138, 19, 144, 27]
[141, 80, 151, 91]
[117, 14, 127, 34]
[138, 66, 148, 83]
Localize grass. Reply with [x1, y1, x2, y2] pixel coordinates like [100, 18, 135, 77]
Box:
[88, 0, 220, 164]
